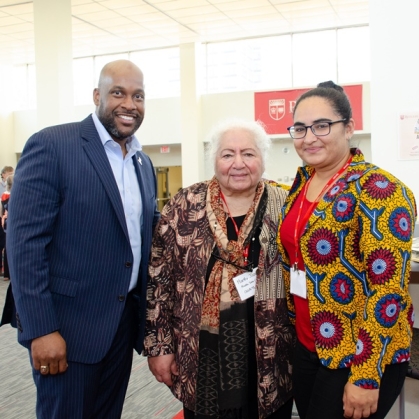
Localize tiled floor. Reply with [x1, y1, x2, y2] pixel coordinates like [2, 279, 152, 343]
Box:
[0, 278, 182, 418]
[0, 278, 418, 418]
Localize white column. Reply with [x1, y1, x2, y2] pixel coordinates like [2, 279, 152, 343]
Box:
[179, 43, 205, 186]
[369, 0, 419, 201]
[370, 0, 419, 333]
[33, 0, 74, 129]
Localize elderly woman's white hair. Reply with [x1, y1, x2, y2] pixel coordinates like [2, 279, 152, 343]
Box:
[206, 118, 271, 170]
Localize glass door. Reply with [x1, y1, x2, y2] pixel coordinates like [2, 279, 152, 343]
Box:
[155, 167, 170, 211]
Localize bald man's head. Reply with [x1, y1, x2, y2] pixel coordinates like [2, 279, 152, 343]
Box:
[98, 60, 142, 89]
[93, 60, 145, 142]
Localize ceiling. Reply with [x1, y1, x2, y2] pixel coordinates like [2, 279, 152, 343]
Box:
[0, 0, 369, 65]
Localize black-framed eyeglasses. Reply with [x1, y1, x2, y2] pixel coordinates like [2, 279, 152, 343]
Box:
[287, 119, 347, 139]
[211, 251, 254, 272]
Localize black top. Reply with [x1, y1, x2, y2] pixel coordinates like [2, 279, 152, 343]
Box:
[206, 215, 262, 417]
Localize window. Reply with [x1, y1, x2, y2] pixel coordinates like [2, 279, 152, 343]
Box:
[204, 35, 304, 93]
[292, 30, 337, 87]
[252, 35, 292, 90]
[10, 26, 371, 110]
[73, 57, 94, 106]
[94, 53, 129, 86]
[130, 48, 180, 98]
[337, 27, 370, 83]
[8, 64, 37, 110]
[205, 39, 260, 93]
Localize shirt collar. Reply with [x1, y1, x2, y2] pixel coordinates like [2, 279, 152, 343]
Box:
[91, 112, 142, 154]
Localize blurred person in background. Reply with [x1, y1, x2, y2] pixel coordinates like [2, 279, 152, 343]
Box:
[0, 166, 13, 278]
[1, 173, 13, 281]
[1, 174, 15, 327]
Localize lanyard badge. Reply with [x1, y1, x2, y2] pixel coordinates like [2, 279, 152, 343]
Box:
[291, 155, 352, 299]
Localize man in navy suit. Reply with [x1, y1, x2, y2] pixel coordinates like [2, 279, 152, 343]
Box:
[7, 60, 159, 418]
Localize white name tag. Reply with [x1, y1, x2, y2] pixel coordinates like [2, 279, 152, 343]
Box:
[233, 268, 258, 301]
[290, 268, 307, 299]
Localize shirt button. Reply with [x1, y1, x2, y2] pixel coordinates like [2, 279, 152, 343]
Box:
[125, 262, 132, 268]
[118, 295, 125, 302]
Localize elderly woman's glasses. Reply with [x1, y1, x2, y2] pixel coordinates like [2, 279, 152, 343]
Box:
[287, 119, 347, 139]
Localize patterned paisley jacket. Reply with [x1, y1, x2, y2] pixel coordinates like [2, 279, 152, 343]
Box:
[278, 149, 417, 388]
[144, 180, 295, 418]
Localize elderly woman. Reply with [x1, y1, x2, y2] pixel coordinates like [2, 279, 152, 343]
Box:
[278, 81, 417, 419]
[144, 119, 295, 419]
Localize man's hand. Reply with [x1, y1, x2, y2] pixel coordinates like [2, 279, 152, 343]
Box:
[148, 354, 179, 386]
[343, 382, 379, 419]
[31, 331, 68, 375]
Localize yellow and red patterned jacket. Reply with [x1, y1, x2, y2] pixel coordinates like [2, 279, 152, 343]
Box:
[278, 149, 417, 388]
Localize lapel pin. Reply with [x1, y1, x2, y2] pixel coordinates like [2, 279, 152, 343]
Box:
[138, 156, 142, 165]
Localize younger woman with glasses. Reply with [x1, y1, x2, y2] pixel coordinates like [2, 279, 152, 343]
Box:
[278, 81, 417, 419]
[145, 118, 295, 419]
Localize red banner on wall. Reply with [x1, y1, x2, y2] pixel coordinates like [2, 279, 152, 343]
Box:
[254, 84, 363, 135]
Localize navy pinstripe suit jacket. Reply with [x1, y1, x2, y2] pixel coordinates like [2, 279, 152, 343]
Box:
[7, 115, 159, 363]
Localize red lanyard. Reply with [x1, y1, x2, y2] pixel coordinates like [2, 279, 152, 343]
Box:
[293, 156, 352, 270]
[220, 191, 250, 262]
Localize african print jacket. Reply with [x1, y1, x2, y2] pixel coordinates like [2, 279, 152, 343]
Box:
[144, 180, 295, 419]
[278, 148, 417, 388]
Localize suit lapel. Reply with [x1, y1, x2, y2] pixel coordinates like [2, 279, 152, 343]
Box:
[133, 151, 151, 233]
[80, 116, 130, 240]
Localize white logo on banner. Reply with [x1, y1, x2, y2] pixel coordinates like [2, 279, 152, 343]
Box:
[269, 99, 285, 121]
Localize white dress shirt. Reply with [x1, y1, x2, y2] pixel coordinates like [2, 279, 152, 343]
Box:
[92, 112, 143, 291]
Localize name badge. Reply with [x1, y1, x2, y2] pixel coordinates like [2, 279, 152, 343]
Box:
[290, 268, 307, 299]
[233, 268, 258, 301]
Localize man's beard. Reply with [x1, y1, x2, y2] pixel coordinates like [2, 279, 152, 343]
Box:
[98, 104, 143, 140]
